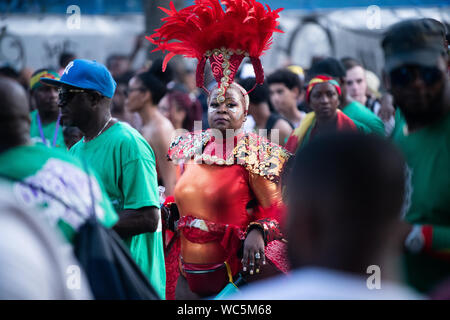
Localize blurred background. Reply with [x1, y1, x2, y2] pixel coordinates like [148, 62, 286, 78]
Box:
[0, 0, 449, 82]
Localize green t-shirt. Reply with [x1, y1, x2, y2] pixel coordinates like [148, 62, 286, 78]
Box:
[30, 110, 66, 149]
[392, 111, 450, 293]
[0, 144, 118, 243]
[342, 101, 385, 136]
[70, 121, 166, 299]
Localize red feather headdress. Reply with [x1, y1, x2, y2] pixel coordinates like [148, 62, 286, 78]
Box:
[148, 0, 283, 103]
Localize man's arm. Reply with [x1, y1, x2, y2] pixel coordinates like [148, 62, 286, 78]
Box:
[113, 206, 160, 239]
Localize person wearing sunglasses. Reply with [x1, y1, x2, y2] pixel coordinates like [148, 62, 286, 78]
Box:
[41, 59, 167, 299]
[382, 18, 450, 295]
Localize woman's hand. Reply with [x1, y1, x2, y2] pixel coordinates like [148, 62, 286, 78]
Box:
[242, 228, 266, 275]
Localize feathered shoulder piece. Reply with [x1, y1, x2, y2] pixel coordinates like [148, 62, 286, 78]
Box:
[167, 130, 291, 183]
[148, 0, 283, 102]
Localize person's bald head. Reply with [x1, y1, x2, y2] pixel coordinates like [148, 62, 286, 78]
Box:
[0, 76, 31, 151]
[286, 132, 406, 274]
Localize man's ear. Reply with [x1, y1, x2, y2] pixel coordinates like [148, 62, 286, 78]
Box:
[89, 92, 103, 109]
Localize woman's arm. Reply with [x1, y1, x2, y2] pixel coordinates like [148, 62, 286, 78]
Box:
[242, 173, 285, 275]
[247, 173, 284, 242]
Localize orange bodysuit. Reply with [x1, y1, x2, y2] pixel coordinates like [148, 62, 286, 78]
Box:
[174, 161, 282, 265]
[165, 130, 290, 297]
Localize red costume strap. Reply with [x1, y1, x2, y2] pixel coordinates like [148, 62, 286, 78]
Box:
[177, 215, 245, 261]
[246, 202, 286, 244]
[247, 218, 283, 245]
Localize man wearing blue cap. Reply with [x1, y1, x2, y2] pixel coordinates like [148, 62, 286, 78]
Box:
[41, 59, 166, 299]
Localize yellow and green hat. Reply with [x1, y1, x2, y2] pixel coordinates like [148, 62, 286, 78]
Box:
[30, 69, 60, 90]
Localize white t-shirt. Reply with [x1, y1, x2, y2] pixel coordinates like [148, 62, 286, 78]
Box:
[0, 184, 92, 300]
[229, 267, 423, 300]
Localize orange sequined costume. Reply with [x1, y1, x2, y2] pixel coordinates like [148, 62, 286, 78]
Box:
[163, 130, 290, 298]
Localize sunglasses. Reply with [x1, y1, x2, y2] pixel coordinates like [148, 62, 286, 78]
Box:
[389, 66, 443, 87]
[58, 88, 99, 105]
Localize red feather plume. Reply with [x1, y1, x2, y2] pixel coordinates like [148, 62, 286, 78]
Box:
[148, 0, 283, 71]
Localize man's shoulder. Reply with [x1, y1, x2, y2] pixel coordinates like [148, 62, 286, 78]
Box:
[10, 144, 78, 164]
[344, 101, 377, 117]
[0, 144, 86, 183]
[143, 117, 174, 138]
[96, 121, 148, 149]
[112, 122, 155, 159]
[343, 101, 385, 133]
[113, 121, 142, 138]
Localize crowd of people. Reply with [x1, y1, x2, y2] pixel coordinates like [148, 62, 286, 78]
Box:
[0, 0, 449, 301]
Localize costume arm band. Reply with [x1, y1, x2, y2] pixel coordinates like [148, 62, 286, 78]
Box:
[246, 218, 283, 245]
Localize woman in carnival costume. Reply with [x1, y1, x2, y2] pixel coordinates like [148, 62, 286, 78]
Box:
[149, 0, 291, 299]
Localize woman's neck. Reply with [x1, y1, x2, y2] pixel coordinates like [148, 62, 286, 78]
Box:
[138, 103, 159, 126]
[315, 113, 337, 130]
[215, 127, 243, 142]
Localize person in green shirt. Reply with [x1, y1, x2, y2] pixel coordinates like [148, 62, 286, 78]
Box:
[307, 57, 386, 136]
[41, 59, 166, 299]
[382, 18, 450, 294]
[0, 76, 118, 243]
[29, 69, 66, 149]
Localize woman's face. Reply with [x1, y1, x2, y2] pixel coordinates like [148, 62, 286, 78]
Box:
[170, 102, 187, 130]
[159, 95, 187, 129]
[158, 95, 170, 118]
[309, 82, 340, 121]
[207, 85, 246, 132]
[125, 77, 146, 113]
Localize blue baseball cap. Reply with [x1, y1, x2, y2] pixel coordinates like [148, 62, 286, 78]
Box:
[40, 59, 116, 98]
